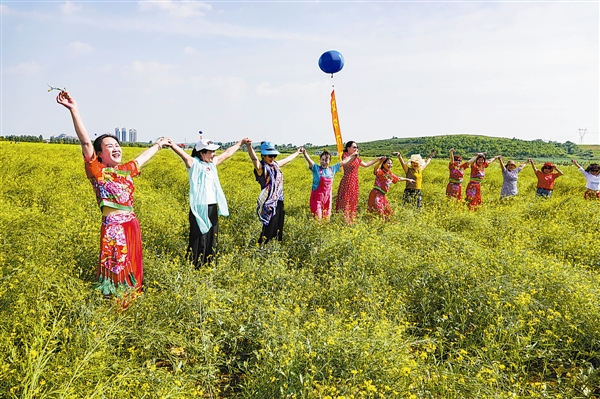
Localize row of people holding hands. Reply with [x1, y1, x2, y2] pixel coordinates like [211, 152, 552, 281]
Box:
[56, 92, 599, 302]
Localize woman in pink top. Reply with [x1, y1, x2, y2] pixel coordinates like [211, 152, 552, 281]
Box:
[57, 91, 171, 299]
[446, 148, 469, 201]
[368, 157, 414, 220]
[465, 153, 500, 210]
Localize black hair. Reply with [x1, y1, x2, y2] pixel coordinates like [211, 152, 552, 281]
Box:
[320, 150, 331, 160]
[343, 141, 356, 153]
[380, 157, 392, 169]
[93, 134, 120, 163]
[586, 163, 600, 173]
[191, 148, 210, 159]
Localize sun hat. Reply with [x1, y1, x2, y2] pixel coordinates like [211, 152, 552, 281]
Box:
[260, 141, 280, 156]
[195, 138, 220, 151]
[409, 154, 425, 168]
[506, 160, 516, 167]
[543, 162, 553, 168]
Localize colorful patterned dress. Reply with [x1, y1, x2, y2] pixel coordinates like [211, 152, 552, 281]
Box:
[255, 161, 285, 244]
[85, 155, 143, 297]
[335, 153, 362, 222]
[446, 162, 468, 200]
[368, 168, 400, 218]
[465, 161, 489, 209]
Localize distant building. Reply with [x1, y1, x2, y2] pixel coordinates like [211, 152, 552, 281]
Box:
[49, 133, 77, 141]
[129, 129, 137, 143]
[115, 127, 120, 139]
[121, 128, 127, 142]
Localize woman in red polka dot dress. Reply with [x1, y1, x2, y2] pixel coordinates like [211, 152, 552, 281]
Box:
[335, 141, 383, 223]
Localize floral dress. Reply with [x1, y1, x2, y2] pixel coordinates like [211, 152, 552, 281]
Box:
[465, 161, 489, 209]
[335, 153, 362, 221]
[368, 168, 400, 218]
[85, 155, 143, 297]
[446, 162, 468, 200]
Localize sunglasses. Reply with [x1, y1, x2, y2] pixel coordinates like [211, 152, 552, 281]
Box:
[266, 154, 277, 159]
[590, 169, 600, 173]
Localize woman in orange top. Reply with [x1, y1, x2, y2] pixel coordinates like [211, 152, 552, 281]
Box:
[57, 91, 172, 298]
[528, 159, 563, 198]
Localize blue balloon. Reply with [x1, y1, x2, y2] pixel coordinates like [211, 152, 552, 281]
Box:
[318, 50, 344, 75]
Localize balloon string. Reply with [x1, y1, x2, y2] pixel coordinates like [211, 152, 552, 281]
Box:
[331, 74, 334, 88]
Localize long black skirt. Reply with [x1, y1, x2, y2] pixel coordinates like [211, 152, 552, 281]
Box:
[259, 200, 285, 245]
[188, 204, 218, 267]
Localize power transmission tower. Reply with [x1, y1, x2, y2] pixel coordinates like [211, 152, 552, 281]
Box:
[578, 128, 587, 144]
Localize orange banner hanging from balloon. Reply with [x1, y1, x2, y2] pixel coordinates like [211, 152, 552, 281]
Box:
[330, 90, 344, 162]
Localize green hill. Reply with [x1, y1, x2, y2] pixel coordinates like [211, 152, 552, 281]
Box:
[311, 134, 596, 162]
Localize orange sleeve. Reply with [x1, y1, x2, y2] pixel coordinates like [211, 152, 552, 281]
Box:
[120, 160, 140, 177]
[84, 155, 103, 179]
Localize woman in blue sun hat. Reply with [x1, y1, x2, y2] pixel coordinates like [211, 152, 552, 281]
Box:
[245, 140, 302, 244]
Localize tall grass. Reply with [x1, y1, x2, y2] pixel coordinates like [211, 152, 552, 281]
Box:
[0, 142, 598, 398]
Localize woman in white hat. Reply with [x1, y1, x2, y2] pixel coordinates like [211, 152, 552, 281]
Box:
[245, 140, 302, 244]
[395, 150, 436, 209]
[171, 136, 249, 267]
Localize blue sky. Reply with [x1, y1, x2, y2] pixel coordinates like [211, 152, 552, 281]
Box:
[2, 1, 598, 146]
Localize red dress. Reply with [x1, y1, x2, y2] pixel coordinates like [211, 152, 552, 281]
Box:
[85, 156, 143, 297]
[335, 153, 362, 222]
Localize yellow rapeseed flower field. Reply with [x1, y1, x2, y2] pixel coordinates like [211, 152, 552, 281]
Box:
[0, 142, 598, 398]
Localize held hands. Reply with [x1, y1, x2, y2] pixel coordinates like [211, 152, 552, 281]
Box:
[158, 137, 172, 148]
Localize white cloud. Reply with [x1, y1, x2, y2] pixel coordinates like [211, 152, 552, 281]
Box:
[1, 4, 10, 15]
[138, 0, 211, 18]
[5, 61, 42, 75]
[183, 46, 197, 55]
[60, 1, 83, 15]
[68, 41, 93, 57]
[123, 61, 184, 88]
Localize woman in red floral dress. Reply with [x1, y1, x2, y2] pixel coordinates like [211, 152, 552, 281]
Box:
[334, 141, 382, 223]
[57, 91, 171, 298]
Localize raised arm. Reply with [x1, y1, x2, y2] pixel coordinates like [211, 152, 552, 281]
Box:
[498, 155, 506, 171]
[135, 137, 173, 168]
[528, 158, 538, 173]
[487, 155, 501, 164]
[245, 141, 262, 174]
[215, 138, 248, 166]
[170, 143, 194, 168]
[278, 147, 303, 167]
[373, 157, 384, 174]
[553, 165, 564, 177]
[449, 148, 455, 163]
[56, 91, 94, 161]
[393, 152, 408, 173]
[468, 153, 483, 167]
[301, 147, 315, 169]
[421, 150, 436, 170]
[571, 159, 582, 169]
[360, 156, 383, 168]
